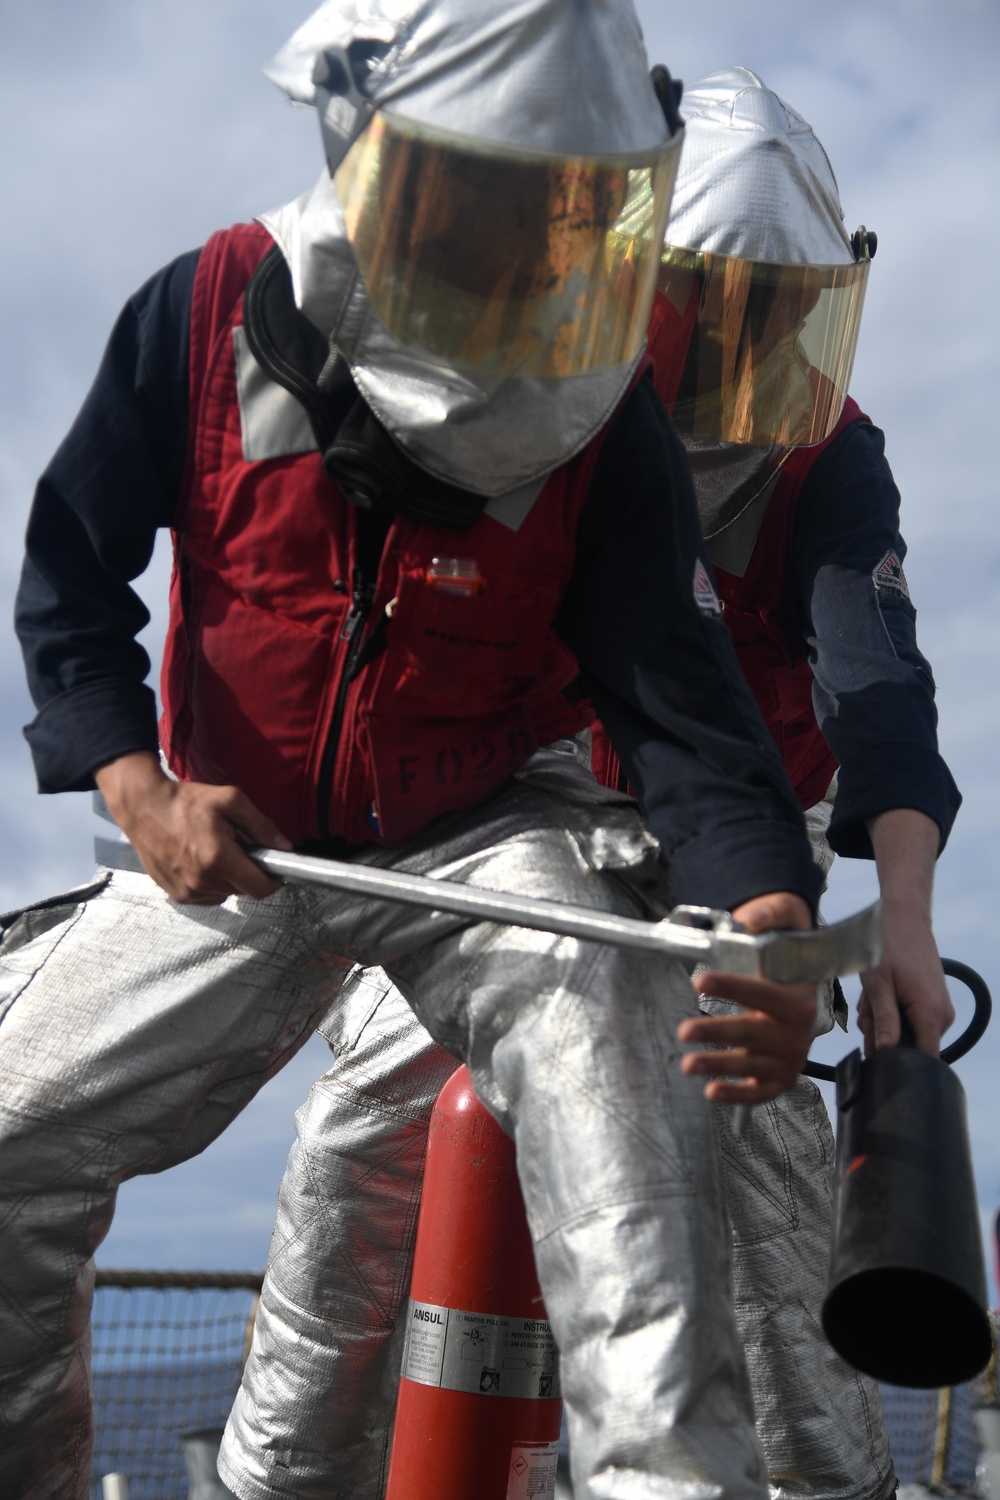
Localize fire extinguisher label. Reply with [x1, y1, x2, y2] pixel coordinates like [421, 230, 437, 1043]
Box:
[506, 1439, 561, 1499]
[401, 1298, 561, 1400]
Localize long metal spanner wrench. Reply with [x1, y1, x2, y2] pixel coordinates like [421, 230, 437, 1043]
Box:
[97, 836, 880, 1135]
[252, 845, 883, 981]
[96, 836, 882, 983]
[248, 851, 882, 1138]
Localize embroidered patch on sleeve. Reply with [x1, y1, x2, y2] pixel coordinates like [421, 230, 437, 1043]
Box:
[693, 558, 723, 617]
[872, 549, 910, 598]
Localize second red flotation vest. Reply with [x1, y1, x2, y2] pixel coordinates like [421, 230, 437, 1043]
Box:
[710, 399, 865, 811]
[160, 222, 638, 847]
[593, 292, 867, 811]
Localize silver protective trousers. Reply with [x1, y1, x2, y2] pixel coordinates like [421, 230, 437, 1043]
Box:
[0, 750, 751, 1500]
[0, 750, 893, 1500]
[221, 973, 894, 1500]
[221, 773, 892, 1500]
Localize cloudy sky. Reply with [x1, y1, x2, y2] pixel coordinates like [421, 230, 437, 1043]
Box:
[2, 0, 998, 1284]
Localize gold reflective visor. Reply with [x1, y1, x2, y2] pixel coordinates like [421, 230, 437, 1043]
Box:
[334, 112, 680, 380]
[653, 245, 870, 446]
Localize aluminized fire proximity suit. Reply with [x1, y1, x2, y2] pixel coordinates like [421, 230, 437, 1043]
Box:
[215, 785, 894, 1500]
[3, 7, 832, 1500]
[1, 747, 801, 1500]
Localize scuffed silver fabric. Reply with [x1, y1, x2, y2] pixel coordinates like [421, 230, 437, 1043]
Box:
[257, 0, 673, 497]
[224, 967, 458, 1498]
[231, 305, 559, 535]
[695, 775, 892, 1497]
[223, 982, 894, 1500]
[225, 769, 893, 1500]
[665, 69, 853, 265]
[608, 771, 879, 1495]
[715, 1083, 894, 1500]
[0, 869, 339, 1500]
[0, 749, 766, 1500]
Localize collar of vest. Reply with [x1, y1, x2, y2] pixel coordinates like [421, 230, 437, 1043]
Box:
[242, 246, 494, 530]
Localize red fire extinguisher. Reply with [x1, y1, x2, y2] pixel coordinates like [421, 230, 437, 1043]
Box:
[385, 1066, 563, 1500]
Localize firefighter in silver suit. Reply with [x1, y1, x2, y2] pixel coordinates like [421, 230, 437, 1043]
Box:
[223, 67, 960, 1500]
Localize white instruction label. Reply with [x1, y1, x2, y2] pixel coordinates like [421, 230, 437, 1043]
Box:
[401, 1298, 560, 1399]
[506, 1440, 560, 1500]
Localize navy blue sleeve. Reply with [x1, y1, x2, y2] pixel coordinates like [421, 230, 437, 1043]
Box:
[561, 375, 823, 915]
[15, 250, 199, 792]
[794, 418, 961, 858]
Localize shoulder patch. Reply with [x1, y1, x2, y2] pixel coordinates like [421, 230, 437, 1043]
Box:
[693, 558, 723, 617]
[872, 549, 910, 599]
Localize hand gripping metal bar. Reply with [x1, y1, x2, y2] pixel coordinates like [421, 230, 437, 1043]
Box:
[94, 836, 882, 984]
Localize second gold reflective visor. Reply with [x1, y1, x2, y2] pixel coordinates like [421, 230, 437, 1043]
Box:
[334, 111, 681, 380]
[652, 246, 870, 446]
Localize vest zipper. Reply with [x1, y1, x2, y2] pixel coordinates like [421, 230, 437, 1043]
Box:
[316, 569, 376, 842]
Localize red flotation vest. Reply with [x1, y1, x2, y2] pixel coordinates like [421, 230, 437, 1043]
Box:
[160, 223, 636, 847]
[594, 291, 867, 811]
[709, 400, 863, 810]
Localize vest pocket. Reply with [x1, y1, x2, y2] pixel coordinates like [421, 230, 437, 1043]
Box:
[385, 562, 562, 706]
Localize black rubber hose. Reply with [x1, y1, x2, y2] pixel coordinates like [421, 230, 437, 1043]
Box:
[802, 957, 991, 1082]
[939, 958, 993, 1063]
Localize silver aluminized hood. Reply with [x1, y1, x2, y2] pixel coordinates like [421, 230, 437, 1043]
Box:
[657, 68, 869, 469]
[260, 0, 675, 497]
[665, 67, 853, 265]
[267, 0, 669, 158]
